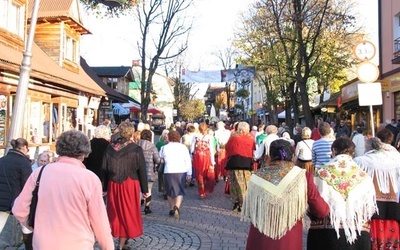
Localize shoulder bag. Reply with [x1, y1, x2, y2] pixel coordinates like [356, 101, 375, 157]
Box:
[28, 165, 46, 228]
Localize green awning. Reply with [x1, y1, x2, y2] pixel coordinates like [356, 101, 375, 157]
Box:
[129, 80, 149, 90]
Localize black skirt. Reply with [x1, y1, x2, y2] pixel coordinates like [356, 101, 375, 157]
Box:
[307, 229, 370, 250]
[164, 173, 186, 197]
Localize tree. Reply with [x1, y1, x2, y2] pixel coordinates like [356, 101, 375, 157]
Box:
[172, 76, 195, 120]
[80, 0, 140, 16]
[135, 0, 193, 122]
[235, 0, 361, 127]
[180, 99, 205, 121]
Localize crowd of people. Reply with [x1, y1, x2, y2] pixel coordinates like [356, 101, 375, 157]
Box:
[1, 117, 400, 249]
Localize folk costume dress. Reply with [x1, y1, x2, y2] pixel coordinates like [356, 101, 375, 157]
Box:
[102, 139, 148, 239]
[308, 154, 377, 250]
[214, 128, 231, 180]
[241, 162, 329, 250]
[354, 144, 400, 250]
[191, 134, 215, 197]
[225, 132, 255, 208]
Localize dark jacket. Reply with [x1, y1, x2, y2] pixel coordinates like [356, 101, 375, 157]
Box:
[83, 138, 110, 181]
[0, 149, 32, 211]
[102, 141, 148, 193]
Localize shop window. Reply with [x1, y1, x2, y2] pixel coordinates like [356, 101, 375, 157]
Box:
[0, 0, 25, 38]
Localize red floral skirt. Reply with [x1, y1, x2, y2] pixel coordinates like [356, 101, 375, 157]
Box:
[370, 219, 400, 250]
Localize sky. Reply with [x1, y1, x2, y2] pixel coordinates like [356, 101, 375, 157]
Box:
[80, 0, 378, 97]
[80, 0, 254, 68]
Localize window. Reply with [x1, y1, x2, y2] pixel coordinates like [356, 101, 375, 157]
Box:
[64, 36, 78, 63]
[0, 0, 25, 38]
[107, 78, 118, 90]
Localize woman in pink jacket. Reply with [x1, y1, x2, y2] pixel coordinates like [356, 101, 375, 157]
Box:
[12, 130, 114, 250]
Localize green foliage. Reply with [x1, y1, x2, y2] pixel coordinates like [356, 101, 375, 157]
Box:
[234, 0, 360, 126]
[235, 88, 250, 98]
[79, 0, 139, 16]
[180, 99, 205, 121]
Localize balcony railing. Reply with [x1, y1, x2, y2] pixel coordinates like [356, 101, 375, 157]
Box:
[393, 37, 400, 63]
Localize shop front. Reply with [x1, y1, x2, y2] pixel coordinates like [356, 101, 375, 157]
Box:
[340, 79, 382, 134]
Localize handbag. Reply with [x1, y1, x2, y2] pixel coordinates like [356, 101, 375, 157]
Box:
[28, 165, 46, 228]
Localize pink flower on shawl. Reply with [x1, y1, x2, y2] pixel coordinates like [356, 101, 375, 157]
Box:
[338, 182, 350, 190]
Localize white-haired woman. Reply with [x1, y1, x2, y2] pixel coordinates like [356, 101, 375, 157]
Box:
[83, 125, 110, 180]
[294, 127, 314, 172]
[225, 122, 255, 212]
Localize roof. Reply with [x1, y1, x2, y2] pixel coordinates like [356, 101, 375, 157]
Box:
[91, 66, 132, 78]
[28, 0, 90, 34]
[81, 57, 128, 103]
[0, 43, 106, 96]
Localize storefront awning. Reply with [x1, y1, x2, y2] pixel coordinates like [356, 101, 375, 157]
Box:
[0, 43, 105, 96]
[122, 101, 163, 114]
[112, 103, 130, 116]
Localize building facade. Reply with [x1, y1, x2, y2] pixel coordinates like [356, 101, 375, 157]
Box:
[0, 0, 107, 156]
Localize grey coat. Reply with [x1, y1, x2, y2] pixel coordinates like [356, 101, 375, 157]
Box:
[137, 140, 161, 182]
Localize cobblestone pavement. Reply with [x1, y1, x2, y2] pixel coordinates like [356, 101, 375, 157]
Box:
[13, 178, 309, 250]
[123, 180, 250, 250]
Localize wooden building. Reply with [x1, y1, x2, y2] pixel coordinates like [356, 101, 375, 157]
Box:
[0, 0, 110, 156]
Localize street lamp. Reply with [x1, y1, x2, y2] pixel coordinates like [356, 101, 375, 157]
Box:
[6, 0, 41, 154]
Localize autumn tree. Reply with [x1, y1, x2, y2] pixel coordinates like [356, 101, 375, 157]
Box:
[180, 99, 205, 121]
[235, 0, 361, 127]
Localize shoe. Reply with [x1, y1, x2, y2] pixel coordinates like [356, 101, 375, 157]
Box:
[200, 194, 206, 199]
[173, 206, 180, 220]
[237, 205, 242, 212]
[144, 206, 152, 215]
[169, 209, 175, 217]
[189, 180, 195, 187]
[233, 202, 239, 211]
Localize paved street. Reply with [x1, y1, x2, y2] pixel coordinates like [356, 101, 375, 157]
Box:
[121, 180, 250, 249]
[10, 177, 310, 250]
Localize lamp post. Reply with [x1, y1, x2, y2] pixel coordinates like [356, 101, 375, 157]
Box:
[6, 0, 41, 154]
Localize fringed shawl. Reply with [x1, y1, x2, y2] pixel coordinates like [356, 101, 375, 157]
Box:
[315, 154, 377, 244]
[241, 165, 307, 240]
[354, 149, 400, 199]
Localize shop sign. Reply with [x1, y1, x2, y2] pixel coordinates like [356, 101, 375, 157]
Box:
[88, 96, 100, 109]
[341, 82, 359, 103]
[78, 96, 88, 107]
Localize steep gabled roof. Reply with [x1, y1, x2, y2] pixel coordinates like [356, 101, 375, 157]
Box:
[81, 57, 129, 103]
[91, 66, 133, 78]
[28, 0, 90, 34]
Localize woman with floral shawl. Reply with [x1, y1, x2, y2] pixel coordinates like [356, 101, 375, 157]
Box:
[354, 131, 400, 249]
[308, 137, 377, 250]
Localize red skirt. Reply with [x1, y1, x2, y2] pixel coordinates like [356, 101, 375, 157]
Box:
[370, 219, 400, 250]
[107, 178, 143, 238]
